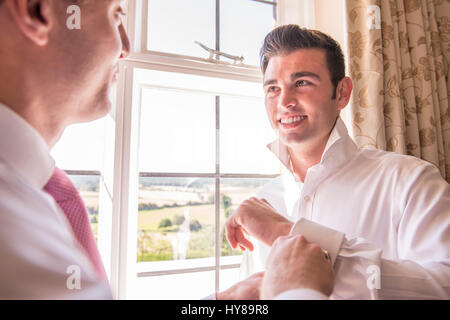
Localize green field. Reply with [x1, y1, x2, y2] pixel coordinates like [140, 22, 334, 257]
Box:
[136, 203, 241, 261]
[138, 204, 216, 231]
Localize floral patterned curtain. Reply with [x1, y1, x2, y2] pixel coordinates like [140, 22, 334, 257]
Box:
[346, 0, 450, 182]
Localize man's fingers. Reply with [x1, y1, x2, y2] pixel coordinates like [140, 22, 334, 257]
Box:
[225, 222, 238, 249]
[235, 228, 254, 251]
[260, 198, 273, 208]
[226, 220, 254, 251]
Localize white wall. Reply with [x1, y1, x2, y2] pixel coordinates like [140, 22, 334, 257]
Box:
[314, 0, 347, 58]
[314, 0, 352, 130]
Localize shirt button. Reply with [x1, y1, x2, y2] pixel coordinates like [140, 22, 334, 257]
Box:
[304, 195, 310, 202]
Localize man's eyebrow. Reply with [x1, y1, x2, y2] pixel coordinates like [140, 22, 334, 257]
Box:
[264, 71, 321, 86]
[291, 72, 321, 81]
[263, 79, 277, 87]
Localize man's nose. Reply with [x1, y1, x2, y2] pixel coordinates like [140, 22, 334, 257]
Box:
[119, 24, 131, 59]
[278, 88, 296, 109]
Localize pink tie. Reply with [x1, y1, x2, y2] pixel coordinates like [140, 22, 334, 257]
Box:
[44, 167, 107, 280]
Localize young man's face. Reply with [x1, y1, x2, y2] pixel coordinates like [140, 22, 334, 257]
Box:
[263, 48, 343, 149]
[50, 0, 130, 124]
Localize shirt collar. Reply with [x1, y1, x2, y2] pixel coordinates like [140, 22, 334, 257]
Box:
[0, 102, 55, 189]
[267, 117, 357, 177]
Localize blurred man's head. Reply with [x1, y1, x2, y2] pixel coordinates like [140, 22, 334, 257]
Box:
[0, 0, 130, 145]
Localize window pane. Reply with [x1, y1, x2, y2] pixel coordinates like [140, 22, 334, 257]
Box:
[134, 68, 262, 98]
[51, 118, 106, 171]
[129, 271, 215, 299]
[138, 177, 215, 262]
[220, 0, 276, 66]
[220, 96, 280, 174]
[147, 0, 215, 58]
[68, 174, 100, 241]
[139, 88, 216, 173]
[220, 178, 274, 260]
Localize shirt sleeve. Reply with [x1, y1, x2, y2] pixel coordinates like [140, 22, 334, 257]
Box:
[289, 218, 345, 266]
[0, 188, 113, 299]
[289, 163, 450, 300]
[333, 238, 450, 299]
[290, 219, 450, 299]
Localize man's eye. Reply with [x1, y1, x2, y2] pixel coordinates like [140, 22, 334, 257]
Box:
[295, 80, 310, 86]
[267, 86, 278, 93]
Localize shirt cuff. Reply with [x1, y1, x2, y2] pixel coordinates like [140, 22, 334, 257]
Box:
[289, 218, 345, 266]
[274, 288, 329, 300]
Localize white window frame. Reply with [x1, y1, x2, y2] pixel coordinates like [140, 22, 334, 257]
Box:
[99, 0, 316, 299]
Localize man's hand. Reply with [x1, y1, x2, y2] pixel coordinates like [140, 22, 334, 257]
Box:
[216, 272, 264, 300]
[261, 235, 334, 299]
[225, 197, 293, 251]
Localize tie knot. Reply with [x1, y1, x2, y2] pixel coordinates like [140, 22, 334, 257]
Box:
[44, 167, 80, 202]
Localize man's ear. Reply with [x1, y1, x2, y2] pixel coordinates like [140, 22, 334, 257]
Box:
[6, 0, 52, 46]
[335, 77, 353, 111]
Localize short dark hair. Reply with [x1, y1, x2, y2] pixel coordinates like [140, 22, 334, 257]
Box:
[260, 24, 345, 99]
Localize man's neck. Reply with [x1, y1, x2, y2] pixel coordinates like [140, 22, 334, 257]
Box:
[0, 45, 68, 149]
[0, 91, 66, 149]
[287, 117, 341, 182]
[288, 144, 326, 182]
[288, 128, 336, 182]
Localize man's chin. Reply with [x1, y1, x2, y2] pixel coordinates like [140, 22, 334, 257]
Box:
[75, 99, 112, 124]
[93, 99, 113, 120]
[279, 134, 306, 146]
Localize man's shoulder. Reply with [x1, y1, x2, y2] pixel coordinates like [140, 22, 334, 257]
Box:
[0, 160, 39, 204]
[0, 159, 56, 230]
[356, 147, 435, 172]
[353, 147, 446, 188]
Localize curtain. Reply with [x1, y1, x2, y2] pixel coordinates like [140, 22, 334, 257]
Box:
[346, 0, 450, 182]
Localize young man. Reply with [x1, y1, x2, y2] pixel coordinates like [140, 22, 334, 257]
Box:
[0, 1, 335, 299]
[226, 25, 450, 299]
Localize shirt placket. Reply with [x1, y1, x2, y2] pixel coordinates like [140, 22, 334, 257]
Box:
[299, 166, 322, 221]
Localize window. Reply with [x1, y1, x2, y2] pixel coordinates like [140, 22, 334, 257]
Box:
[122, 0, 280, 299]
[128, 68, 280, 299]
[52, 0, 289, 299]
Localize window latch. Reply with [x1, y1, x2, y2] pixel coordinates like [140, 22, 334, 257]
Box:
[194, 41, 244, 65]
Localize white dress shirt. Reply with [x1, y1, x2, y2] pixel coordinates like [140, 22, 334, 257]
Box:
[241, 117, 450, 299]
[0, 103, 112, 299]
